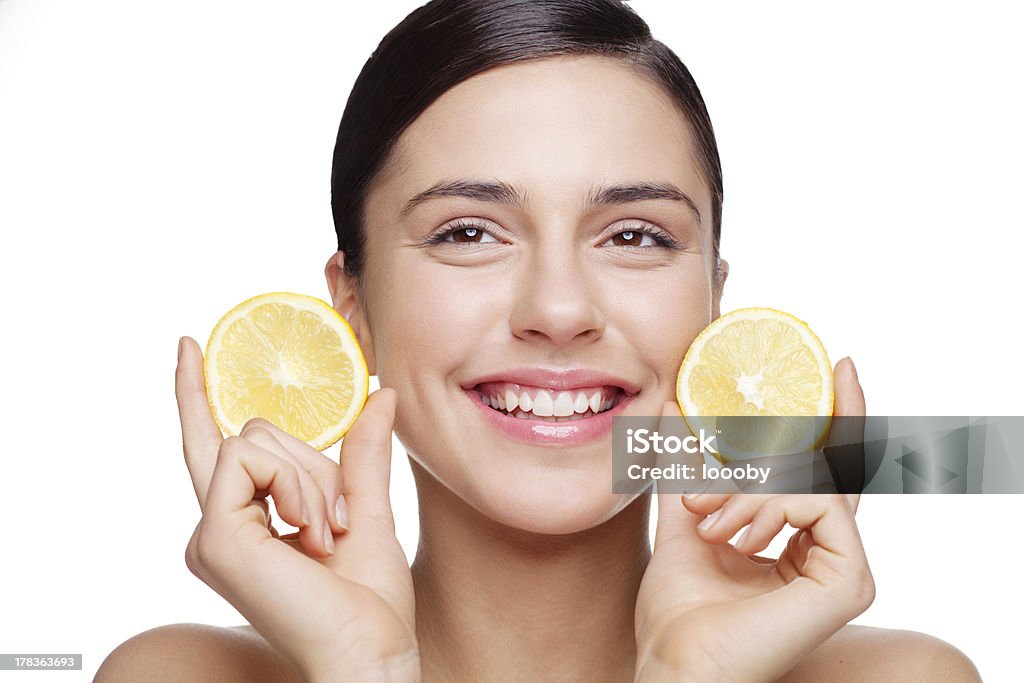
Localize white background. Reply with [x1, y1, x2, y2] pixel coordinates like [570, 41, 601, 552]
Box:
[1, 1, 1021, 680]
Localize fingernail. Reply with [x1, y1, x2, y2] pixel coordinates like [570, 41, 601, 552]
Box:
[323, 520, 335, 554]
[847, 356, 859, 378]
[683, 493, 702, 501]
[335, 495, 349, 530]
[301, 501, 310, 527]
[698, 508, 722, 532]
[735, 527, 750, 547]
[177, 337, 185, 362]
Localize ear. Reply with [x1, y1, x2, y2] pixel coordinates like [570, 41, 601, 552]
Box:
[325, 251, 377, 375]
[712, 257, 729, 319]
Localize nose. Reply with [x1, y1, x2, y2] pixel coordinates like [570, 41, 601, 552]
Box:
[509, 246, 606, 347]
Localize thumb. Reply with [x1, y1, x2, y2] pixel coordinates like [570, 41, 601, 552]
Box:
[653, 400, 704, 549]
[338, 387, 398, 529]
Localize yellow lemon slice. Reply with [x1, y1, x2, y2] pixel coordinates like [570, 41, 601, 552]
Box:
[204, 292, 369, 450]
[676, 308, 833, 459]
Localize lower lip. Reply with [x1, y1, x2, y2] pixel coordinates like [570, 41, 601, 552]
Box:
[467, 390, 635, 446]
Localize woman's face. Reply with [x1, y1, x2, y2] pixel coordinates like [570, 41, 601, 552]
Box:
[331, 56, 724, 534]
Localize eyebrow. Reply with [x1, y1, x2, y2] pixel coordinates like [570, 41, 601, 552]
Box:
[587, 182, 702, 224]
[400, 178, 702, 224]
[401, 179, 522, 216]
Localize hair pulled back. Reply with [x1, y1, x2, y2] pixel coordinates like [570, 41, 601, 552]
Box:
[331, 0, 723, 280]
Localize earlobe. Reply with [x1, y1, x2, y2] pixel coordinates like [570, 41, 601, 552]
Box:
[324, 251, 377, 374]
[712, 257, 729, 318]
[717, 257, 730, 287]
[325, 251, 355, 317]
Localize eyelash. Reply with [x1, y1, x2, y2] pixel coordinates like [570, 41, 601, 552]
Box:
[423, 220, 682, 250]
[605, 225, 682, 250]
[423, 219, 499, 246]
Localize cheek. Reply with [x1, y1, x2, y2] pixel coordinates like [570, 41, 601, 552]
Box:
[371, 260, 493, 384]
[614, 265, 711, 373]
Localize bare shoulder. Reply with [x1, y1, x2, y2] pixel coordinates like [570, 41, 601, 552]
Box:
[94, 623, 303, 683]
[780, 624, 982, 682]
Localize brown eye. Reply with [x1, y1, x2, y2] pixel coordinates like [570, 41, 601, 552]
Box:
[452, 227, 483, 243]
[432, 223, 499, 245]
[609, 230, 651, 247]
[600, 225, 677, 249]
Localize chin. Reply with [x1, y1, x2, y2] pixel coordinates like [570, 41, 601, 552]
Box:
[469, 469, 632, 536]
[405, 428, 642, 536]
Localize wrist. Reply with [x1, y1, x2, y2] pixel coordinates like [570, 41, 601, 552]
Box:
[635, 655, 700, 683]
[306, 649, 421, 683]
[634, 632, 725, 683]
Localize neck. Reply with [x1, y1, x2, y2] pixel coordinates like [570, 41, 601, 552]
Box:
[409, 459, 651, 682]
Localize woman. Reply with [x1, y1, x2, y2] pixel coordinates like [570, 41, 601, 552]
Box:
[98, 1, 980, 680]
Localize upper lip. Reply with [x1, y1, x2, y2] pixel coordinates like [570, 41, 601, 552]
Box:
[461, 367, 641, 396]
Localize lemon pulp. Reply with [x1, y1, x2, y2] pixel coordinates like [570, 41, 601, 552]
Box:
[676, 308, 833, 457]
[205, 292, 369, 450]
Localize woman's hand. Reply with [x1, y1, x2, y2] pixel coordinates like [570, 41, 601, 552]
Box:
[634, 358, 871, 682]
[175, 337, 419, 682]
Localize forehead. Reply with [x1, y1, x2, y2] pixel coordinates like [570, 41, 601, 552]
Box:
[370, 55, 710, 217]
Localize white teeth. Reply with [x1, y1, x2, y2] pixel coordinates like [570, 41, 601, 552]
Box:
[481, 385, 620, 419]
[532, 391, 554, 417]
[553, 391, 575, 417]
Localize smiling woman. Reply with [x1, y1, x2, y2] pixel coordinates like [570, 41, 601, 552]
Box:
[94, 1, 982, 681]
[342, 54, 719, 539]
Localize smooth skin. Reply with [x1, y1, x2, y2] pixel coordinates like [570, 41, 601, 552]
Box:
[97, 56, 980, 682]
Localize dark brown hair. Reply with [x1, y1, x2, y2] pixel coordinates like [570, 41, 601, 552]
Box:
[331, 0, 723, 280]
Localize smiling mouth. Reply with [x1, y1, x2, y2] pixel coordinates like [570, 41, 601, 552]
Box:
[471, 382, 625, 422]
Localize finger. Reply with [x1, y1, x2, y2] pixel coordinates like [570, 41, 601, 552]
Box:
[338, 388, 397, 528]
[732, 494, 866, 564]
[833, 357, 865, 417]
[775, 529, 807, 581]
[731, 455, 836, 495]
[690, 494, 775, 545]
[175, 336, 224, 510]
[253, 498, 272, 529]
[241, 426, 336, 557]
[204, 436, 307, 531]
[653, 493, 708, 553]
[681, 492, 735, 516]
[733, 497, 799, 555]
[827, 357, 866, 513]
[240, 418, 348, 534]
[653, 401, 706, 546]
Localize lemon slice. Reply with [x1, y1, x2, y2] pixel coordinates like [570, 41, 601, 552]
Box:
[204, 292, 369, 450]
[676, 308, 833, 459]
